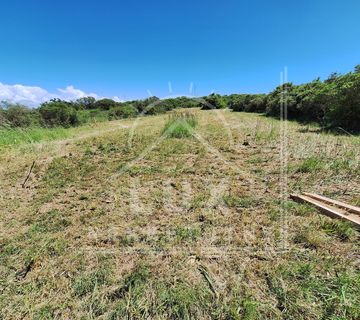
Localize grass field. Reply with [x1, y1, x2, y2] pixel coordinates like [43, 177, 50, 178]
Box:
[0, 127, 72, 148]
[0, 109, 359, 319]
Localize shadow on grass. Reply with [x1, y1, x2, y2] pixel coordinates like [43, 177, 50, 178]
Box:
[254, 112, 360, 137]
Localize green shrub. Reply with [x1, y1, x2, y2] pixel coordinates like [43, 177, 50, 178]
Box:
[1, 104, 40, 128]
[296, 156, 325, 173]
[132, 96, 160, 113]
[321, 220, 355, 241]
[94, 98, 118, 110]
[201, 93, 226, 110]
[39, 99, 79, 127]
[109, 104, 138, 119]
[74, 96, 96, 110]
[324, 72, 360, 132]
[227, 94, 247, 111]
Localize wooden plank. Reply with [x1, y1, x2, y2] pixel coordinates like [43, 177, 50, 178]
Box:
[303, 193, 360, 215]
[290, 194, 360, 227]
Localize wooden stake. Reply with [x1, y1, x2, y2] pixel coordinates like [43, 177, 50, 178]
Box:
[21, 161, 35, 188]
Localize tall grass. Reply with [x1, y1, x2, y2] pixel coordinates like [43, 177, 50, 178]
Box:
[0, 127, 71, 148]
[162, 111, 198, 138]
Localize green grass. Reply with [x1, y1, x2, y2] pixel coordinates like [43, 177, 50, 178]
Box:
[223, 194, 258, 208]
[0, 126, 71, 148]
[162, 111, 198, 138]
[73, 268, 111, 297]
[296, 155, 326, 173]
[174, 226, 202, 243]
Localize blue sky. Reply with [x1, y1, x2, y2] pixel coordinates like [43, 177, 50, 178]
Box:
[0, 0, 359, 105]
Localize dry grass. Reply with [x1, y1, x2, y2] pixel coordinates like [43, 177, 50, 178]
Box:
[0, 109, 359, 319]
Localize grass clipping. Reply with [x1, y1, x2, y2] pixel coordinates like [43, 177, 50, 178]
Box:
[162, 111, 198, 138]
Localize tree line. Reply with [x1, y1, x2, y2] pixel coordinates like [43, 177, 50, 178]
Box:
[1, 64, 359, 132]
[0, 96, 200, 129]
[218, 64, 360, 132]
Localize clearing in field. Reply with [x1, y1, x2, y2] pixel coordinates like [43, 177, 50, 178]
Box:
[0, 109, 359, 319]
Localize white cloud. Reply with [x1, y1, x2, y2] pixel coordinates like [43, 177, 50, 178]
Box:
[112, 96, 124, 102]
[57, 85, 99, 100]
[0, 83, 115, 107]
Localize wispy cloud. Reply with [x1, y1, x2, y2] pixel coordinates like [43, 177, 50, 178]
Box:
[0, 83, 120, 107]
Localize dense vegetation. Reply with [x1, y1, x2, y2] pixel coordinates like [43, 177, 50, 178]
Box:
[226, 65, 360, 132]
[0, 96, 200, 129]
[1, 65, 359, 132]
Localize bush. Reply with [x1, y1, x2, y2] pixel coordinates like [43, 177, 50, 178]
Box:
[227, 94, 247, 111]
[2, 104, 40, 128]
[147, 97, 201, 115]
[226, 65, 360, 132]
[74, 96, 96, 110]
[0, 107, 7, 127]
[109, 104, 138, 119]
[77, 109, 110, 123]
[201, 93, 226, 110]
[39, 99, 79, 127]
[244, 94, 267, 113]
[324, 72, 360, 132]
[94, 98, 118, 110]
[132, 96, 160, 113]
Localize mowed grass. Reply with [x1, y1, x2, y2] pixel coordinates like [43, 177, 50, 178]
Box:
[0, 109, 359, 319]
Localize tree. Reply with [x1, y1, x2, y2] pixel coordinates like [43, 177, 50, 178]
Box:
[94, 98, 117, 110]
[227, 94, 247, 111]
[324, 72, 360, 131]
[75, 96, 96, 109]
[132, 96, 160, 113]
[325, 72, 341, 83]
[201, 93, 226, 110]
[39, 99, 79, 127]
[3, 104, 40, 127]
[109, 104, 138, 119]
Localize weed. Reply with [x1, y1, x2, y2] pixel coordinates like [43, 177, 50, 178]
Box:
[223, 195, 258, 208]
[321, 220, 355, 241]
[296, 156, 325, 173]
[43, 158, 75, 188]
[329, 158, 354, 173]
[162, 111, 197, 138]
[293, 228, 325, 249]
[28, 210, 71, 234]
[118, 235, 136, 247]
[33, 305, 55, 320]
[174, 226, 201, 242]
[109, 265, 149, 301]
[73, 269, 110, 297]
[254, 125, 278, 142]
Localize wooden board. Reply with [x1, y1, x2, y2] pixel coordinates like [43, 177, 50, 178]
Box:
[303, 192, 360, 215]
[290, 194, 360, 227]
